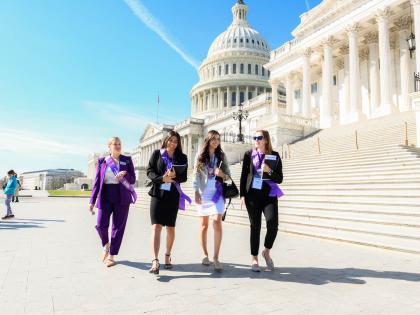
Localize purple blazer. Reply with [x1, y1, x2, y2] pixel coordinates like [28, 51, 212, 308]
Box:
[90, 154, 136, 209]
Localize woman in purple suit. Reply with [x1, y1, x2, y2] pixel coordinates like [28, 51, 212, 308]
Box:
[89, 137, 137, 267]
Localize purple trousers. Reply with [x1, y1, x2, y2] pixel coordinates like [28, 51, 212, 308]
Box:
[96, 184, 130, 255]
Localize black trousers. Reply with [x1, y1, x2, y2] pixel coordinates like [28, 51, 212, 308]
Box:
[245, 190, 279, 256]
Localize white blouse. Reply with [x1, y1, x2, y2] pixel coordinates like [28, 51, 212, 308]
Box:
[104, 162, 120, 184]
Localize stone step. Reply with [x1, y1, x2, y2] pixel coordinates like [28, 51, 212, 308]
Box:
[280, 194, 420, 204]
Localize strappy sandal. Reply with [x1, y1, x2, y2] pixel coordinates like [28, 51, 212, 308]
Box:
[101, 245, 110, 262]
[105, 258, 116, 268]
[149, 259, 160, 275]
[164, 253, 173, 269]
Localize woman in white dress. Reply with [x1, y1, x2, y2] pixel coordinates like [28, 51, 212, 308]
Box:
[193, 130, 230, 271]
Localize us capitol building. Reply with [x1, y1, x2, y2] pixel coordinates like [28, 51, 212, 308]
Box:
[89, 0, 420, 185]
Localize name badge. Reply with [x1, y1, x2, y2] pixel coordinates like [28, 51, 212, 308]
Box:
[160, 183, 171, 191]
[252, 175, 263, 190]
[120, 161, 127, 165]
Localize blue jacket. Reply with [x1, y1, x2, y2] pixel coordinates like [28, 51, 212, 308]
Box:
[4, 176, 17, 195]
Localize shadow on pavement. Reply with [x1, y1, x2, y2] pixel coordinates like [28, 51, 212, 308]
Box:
[0, 218, 65, 230]
[119, 261, 420, 285]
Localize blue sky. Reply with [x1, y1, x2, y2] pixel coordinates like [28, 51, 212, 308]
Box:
[0, 0, 321, 176]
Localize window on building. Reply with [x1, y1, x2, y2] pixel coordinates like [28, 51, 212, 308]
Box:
[233, 64, 237, 74]
[333, 75, 337, 86]
[262, 67, 265, 76]
[240, 38, 243, 43]
[294, 89, 301, 99]
[248, 91, 253, 100]
[240, 92, 245, 104]
[255, 65, 259, 75]
[248, 64, 252, 74]
[225, 64, 229, 75]
[219, 65, 222, 76]
[224, 92, 228, 107]
[232, 92, 236, 106]
[240, 64, 244, 74]
[212, 67, 215, 77]
[311, 82, 318, 94]
[246, 39, 249, 43]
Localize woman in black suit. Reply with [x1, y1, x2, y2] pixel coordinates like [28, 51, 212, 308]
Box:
[147, 131, 189, 274]
[240, 130, 283, 272]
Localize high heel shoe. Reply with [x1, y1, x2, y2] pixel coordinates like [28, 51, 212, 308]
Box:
[164, 253, 173, 270]
[149, 259, 160, 275]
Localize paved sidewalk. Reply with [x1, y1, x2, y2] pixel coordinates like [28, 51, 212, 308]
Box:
[1, 197, 420, 314]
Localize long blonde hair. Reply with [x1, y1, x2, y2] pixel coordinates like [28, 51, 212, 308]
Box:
[256, 130, 273, 154]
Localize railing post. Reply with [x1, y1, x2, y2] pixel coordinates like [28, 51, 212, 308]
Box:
[287, 144, 291, 159]
[281, 144, 284, 159]
[405, 122, 409, 146]
[355, 130, 359, 150]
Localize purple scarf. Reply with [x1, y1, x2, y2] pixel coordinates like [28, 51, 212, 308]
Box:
[105, 156, 137, 203]
[251, 149, 284, 198]
[160, 149, 191, 211]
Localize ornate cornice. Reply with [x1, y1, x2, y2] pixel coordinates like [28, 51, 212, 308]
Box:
[365, 32, 378, 44]
[339, 45, 349, 55]
[394, 16, 411, 31]
[376, 7, 391, 23]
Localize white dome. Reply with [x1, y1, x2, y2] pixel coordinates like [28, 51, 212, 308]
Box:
[207, 1, 270, 58]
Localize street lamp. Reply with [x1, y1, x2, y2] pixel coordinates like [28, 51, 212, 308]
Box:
[232, 103, 249, 143]
[408, 4, 416, 58]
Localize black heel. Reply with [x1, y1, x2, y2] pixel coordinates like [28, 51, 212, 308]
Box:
[149, 259, 160, 275]
[164, 253, 173, 269]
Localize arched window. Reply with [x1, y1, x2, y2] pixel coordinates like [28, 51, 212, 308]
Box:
[219, 65, 222, 76]
[248, 64, 252, 74]
[255, 65, 259, 75]
[233, 64, 237, 74]
[231, 92, 236, 106]
[262, 67, 265, 76]
[225, 64, 229, 75]
[240, 64, 244, 74]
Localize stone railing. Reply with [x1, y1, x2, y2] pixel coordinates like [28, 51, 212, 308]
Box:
[270, 38, 301, 59]
[174, 117, 205, 130]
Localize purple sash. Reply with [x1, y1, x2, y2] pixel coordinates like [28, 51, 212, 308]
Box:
[207, 155, 223, 203]
[105, 156, 137, 203]
[251, 149, 284, 198]
[160, 149, 191, 211]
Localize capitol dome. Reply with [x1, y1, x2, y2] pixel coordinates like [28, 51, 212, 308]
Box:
[190, 0, 272, 119]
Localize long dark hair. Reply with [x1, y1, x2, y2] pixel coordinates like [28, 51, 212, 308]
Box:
[161, 131, 183, 156]
[197, 130, 224, 171]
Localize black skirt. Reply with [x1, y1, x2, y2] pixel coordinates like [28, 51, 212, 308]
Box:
[150, 186, 180, 227]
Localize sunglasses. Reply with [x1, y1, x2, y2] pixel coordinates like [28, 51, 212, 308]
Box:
[253, 136, 264, 141]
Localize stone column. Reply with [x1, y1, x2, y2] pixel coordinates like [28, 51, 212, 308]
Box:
[347, 24, 361, 122]
[217, 87, 222, 110]
[187, 134, 193, 166]
[412, 0, 420, 72]
[236, 86, 240, 106]
[366, 32, 381, 116]
[271, 82, 279, 114]
[376, 8, 393, 115]
[396, 16, 412, 112]
[227, 87, 232, 107]
[285, 73, 294, 115]
[245, 86, 249, 102]
[321, 37, 334, 128]
[301, 48, 312, 118]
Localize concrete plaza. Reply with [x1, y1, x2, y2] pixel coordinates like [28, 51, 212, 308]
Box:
[1, 197, 420, 314]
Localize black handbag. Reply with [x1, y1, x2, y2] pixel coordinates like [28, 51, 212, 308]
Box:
[222, 175, 239, 221]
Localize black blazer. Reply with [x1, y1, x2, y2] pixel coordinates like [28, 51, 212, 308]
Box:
[147, 149, 188, 198]
[239, 150, 283, 197]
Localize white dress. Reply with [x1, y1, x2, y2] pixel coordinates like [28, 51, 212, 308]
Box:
[197, 157, 225, 216]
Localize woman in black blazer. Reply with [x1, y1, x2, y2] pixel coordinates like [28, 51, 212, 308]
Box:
[240, 130, 283, 272]
[147, 131, 189, 274]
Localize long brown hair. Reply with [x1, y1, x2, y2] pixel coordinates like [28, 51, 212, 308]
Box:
[197, 130, 224, 171]
[256, 130, 273, 154]
[161, 131, 183, 155]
